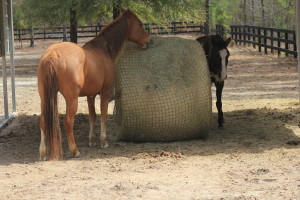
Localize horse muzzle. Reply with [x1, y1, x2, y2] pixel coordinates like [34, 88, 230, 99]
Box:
[142, 37, 152, 49]
[220, 71, 227, 81]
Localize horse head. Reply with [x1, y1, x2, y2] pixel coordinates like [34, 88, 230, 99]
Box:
[122, 9, 150, 48]
[197, 35, 231, 82]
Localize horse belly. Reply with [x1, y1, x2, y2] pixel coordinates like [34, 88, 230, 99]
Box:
[79, 53, 114, 97]
[79, 78, 104, 96]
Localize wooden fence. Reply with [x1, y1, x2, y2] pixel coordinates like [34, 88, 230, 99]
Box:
[14, 22, 207, 42]
[14, 25, 101, 41]
[13, 23, 298, 58]
[230, 25, 297, 57]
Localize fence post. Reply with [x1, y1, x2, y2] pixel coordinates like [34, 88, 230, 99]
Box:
[264, 29, 267, 54]
[277, 31, 281, 56]
[172, 22, 176, 34]
[252, 27, 256, 48]
[247, 26, 251, 46]
[30, 26, 34, 47]
[43, 28, 46, 40]
[293, 32, 297, 58]
[18, 28, 21, 42]
[147, 23, 151, 34]
[258, 28, 261, 52]
[235, 26, 238, 42]
[243, 25, 246, 46]
[270, 29, 274, 54]
[63, 26, 67, 41]
[239, 27, 242, 45]
[285, 32, 288, 57]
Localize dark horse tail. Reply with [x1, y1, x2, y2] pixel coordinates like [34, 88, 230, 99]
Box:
[38, 54, 62, 160]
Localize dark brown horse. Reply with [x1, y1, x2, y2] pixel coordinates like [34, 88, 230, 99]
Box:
[196, 35, 231, 128]
[38, 9, 150, 160]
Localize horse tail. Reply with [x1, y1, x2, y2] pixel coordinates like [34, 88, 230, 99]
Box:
[38, 53, 62, 160]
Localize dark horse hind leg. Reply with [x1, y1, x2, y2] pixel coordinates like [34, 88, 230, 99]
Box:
[214, 81, 224, 128]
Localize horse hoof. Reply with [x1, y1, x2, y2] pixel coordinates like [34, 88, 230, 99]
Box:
[89, 136, 96, 147]
[101, 142, 109, 149]
[39, 155, 47, 161]
[74, 152, 81, 158]
[72, 150, 81, 158]
[89, 141, 96, 147]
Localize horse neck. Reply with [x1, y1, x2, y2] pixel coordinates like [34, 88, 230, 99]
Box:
[203, 40, 212, 57]
[97, 18, 128, 60]
[84, 17, 128, 60]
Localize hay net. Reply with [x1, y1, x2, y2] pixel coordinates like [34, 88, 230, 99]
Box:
[115, 36, 211, 142]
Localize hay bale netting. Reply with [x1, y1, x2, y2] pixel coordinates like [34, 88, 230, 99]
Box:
[115, 36, 211, 142]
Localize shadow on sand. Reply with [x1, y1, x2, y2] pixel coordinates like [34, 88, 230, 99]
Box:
[0, 107, 299, 165]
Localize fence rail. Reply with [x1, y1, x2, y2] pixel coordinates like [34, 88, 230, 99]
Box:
[230, 25, 297, 57]
[14, 22, 207, 42]
[12, 23, 298, 58]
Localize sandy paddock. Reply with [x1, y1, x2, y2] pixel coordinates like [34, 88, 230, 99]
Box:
[0, 35, 299, 199]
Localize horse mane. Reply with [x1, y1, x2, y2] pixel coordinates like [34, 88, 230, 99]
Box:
[83, 9, 137, 59]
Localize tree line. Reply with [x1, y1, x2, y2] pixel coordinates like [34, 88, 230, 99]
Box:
[12, 0, 296, 43]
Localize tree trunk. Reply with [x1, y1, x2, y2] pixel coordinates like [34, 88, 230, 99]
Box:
[261, 0, 265, 26]
[113, 0, 122, 19]
[251, 0, 255, 25]
[70, 7, 77, 43]
[243, 0, 247, 24]
[204, 0, 210, 35]
[30, 26, 34, 47]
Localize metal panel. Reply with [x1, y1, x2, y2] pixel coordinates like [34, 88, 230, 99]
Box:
[1, 0, 9, 56]
[0, 0, 4, 57]
[1, 0, 9, 121]
[0, 0, 16, 130]
[296, 0, 300, 106]
[7, 0, 16, 112]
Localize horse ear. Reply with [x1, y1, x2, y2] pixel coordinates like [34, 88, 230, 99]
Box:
[226, 37, 231, 46]
[120, 7, 126, 14]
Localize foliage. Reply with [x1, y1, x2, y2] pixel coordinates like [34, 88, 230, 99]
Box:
[12, 0, 297, 30]
[125, 0, 206, 24]
[226, 0, 295, 29]
[13, 0, 205, 29]
[210, 0, 235, 27]
[14, 0, 112, 27]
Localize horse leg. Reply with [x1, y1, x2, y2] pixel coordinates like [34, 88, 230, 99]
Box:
[87, 95, 97, 146]
[215, 81, 224, 128]
[39, 102, 47, 161]
[65, 97, 80, 157]
[99, 91, 111, 148]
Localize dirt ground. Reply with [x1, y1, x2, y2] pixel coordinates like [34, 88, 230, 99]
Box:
[0, 34, 300, 200]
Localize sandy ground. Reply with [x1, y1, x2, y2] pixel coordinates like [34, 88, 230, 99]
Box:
[0, 35, 300, 200]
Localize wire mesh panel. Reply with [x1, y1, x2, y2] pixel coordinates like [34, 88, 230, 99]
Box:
[115, 36, 211, 142]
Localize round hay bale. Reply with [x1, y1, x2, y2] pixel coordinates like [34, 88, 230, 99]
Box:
[115, 36, 211, 142]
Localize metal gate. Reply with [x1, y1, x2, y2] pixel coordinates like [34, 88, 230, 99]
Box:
[0, 0, 16, 129]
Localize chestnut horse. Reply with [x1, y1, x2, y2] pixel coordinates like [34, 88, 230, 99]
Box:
[38, 9, 150, 161]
